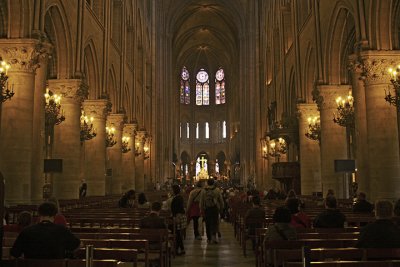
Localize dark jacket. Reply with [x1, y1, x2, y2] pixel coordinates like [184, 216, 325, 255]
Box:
[140, 213, 166, 229]
[313, 209, 346, 228]
[357, 219, 400, 248]
[245, 206, 266, 235]
[11, 221, 80, 259]
[353, 200, 373, 213]
[171, 194, 185, 217]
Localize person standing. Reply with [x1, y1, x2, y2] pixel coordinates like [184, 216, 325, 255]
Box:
[187, 181, 203, 240]
[79, 179, 87, 198]
[171, 184, 186, 255]
[200, 179, 224, 244]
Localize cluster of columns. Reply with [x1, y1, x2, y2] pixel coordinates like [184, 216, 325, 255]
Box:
[297, 51, 400, 201]
[0, 41, 149, 203]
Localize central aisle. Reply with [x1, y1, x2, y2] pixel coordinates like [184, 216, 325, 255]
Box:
[172, 220, 255, 267]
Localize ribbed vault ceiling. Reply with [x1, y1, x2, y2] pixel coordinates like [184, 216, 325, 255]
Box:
[167, 0, 243, 76]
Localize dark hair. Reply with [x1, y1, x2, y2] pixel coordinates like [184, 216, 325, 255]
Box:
[375, 200, 393, 219]
[138, 192, 147, 205]
[325, 196, 337, 209]
[196, 181, 203, 188]
[17, 211, 32, 227]
[252, 195, 261, 206]
[207, 179, 215, 186]
[273, 206, 291, 223]
[151, 201, 162, 212]
[286, 198, 300, 214]
[358, 192, 366, 200]
[127, 190, 135, 197]
[287, 189, 297, 199]
[172, 184, 181, 195]
[38, 202, 58, 217]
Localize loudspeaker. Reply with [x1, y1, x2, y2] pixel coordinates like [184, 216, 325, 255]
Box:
[334, 159, 356, 173]
[44, 159, 63, 173]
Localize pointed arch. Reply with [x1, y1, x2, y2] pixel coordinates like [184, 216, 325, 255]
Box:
[324, 4, 356, 84]
[303, 41, 316, 103]
[44, 2, 73, 79]
[83, 39, 100, 99]
[107, 65, 117, 113]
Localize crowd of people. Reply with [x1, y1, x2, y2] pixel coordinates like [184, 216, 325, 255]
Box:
[4, 181, 400, 262]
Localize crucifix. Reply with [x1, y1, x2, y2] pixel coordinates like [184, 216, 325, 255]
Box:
[199, 156, 207, 170]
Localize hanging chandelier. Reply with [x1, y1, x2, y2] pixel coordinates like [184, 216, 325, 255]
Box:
[386, 66, 400, 109]
[80, 110, 96, 141]
[121, 136, 131, 153]
[105, 126, 117, 147]
[333, 91, 355, 128]
[305, 116, 321, 143]
[44, 88, 65, 126]
[0, 58, 14, 102]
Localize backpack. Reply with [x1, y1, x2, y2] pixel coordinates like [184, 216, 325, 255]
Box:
[204, 188, 217, 208]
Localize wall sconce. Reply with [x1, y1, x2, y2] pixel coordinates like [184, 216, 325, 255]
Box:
[121, 136, 131, 153]
[44, 88, 65, 126]
[105, 126, 117, 147]
[80, 110, 96, 142]
[305, 116, 321, 143]
[386, 66, 400, 109]
[143, 145, 150, 160]
[135, 141, 141, 156]
[0, 58, 14, 102]
[333, 91, 355, 128]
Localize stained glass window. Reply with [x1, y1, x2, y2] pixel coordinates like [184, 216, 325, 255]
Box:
[215, 68, 226, 105]
[196, 123, 199, 139]
[180, 67, 190, 104]
[186, 122, 190, 139]
[222, 121, 227, 139]
[196, 69, 209, 106]
[205, 122, 209, 139]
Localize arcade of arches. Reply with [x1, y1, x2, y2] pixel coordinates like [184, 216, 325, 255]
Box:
[1, 0, 400, 204]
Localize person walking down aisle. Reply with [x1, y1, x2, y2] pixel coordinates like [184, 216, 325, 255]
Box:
[171, 184, 187, 255]
[200, 179, 224, 244]
[187, 181, 203, 240]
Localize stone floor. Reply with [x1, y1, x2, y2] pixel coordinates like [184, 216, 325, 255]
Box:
[172, 219, 255, 267]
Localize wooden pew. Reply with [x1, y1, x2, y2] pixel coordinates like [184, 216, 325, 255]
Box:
[285, 260, 400, 267]
[15, 258, 66, 267]
[66, 259, 119, 267]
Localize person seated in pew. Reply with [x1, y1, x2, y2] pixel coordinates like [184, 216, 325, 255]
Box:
[48, 197, 68, 227]
[140, 202, 166, 229]
[11, 202, 80, 259]
[353, 192, 373, 213]
[137, 192, 151, 209]
[244, 195, 266, 249]
[286, 198, 311, 229]
[118, 189, 136, 208]
[313, 196, 346, 228]
[356, 200, 400, 248]
[264, 206, 297, 242]
[3, 211, 32, 233]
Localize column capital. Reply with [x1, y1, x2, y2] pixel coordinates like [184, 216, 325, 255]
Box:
[107, 113, 125, 130]
[317, 85, 352, 110]
[136, 130, 148, 143]
[123, 123, 137, 137]
[0, 39, 49, 73]
[360, 51, 400, 85]
[297, 103, 319, 119]
[48, 79, 88, 102]
[82, 99, 108, 119]
[348, 54, 364, 74]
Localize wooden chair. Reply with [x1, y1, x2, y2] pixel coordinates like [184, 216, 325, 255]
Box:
[242, 217, 266, 257]
[15, 259, 67, 267]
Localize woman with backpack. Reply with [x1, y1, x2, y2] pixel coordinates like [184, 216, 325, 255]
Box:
[186, 181, 203, 240]
[200, 179, 224, 244]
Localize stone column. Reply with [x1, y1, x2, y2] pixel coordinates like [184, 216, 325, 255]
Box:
[83, 100, 108, 196]
[107, 113, 125, 195]
[51, 79, 87, 199]
[0, 40, 41, 203]
[31, 42, 52, 202]
[318, 85, 349, 198]
[297, 103, 321, 195]
[360, 51, 400, 200]
[348, 55, 370, 197]
[121, 123, 136, 190]
[135, 130, 146, 191]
